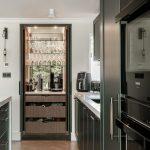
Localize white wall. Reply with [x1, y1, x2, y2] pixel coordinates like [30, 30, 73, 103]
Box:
[89, 34, 100, 81]
[0, 18, 92, 141]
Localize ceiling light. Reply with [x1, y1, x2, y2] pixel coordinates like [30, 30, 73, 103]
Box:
[48, 8, 55, 18]
[34, 26, 38, 30]
[54, 26, 57, 29]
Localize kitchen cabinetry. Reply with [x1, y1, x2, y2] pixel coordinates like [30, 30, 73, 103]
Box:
[25, 95, 66, 134]
[0, 103, 9, 150]
[75, 98, 100, 150]
[120, 0, 131, 10]
[0, 97, 11, 150]
[20, 24, 72, 139]
[25, 30, 66, 92]
[100, 0, 121, 149]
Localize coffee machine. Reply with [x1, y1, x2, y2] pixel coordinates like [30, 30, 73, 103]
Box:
[76, 72, 91, 92]
[50, 72, 63, 91]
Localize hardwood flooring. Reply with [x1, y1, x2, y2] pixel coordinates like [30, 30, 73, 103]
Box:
[12, 141, 79, 150]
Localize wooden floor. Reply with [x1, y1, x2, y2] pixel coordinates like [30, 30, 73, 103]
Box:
[12, 141, 79, 150]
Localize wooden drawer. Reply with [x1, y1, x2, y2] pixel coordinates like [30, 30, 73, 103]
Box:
[44, 96, 66, 102]
[25, 121, 66, 133]
[25, 106, 66, 118]
[25, 96, 44, 102]
[25, 95, 66, 102]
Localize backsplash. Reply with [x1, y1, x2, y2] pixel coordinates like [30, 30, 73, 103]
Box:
[89, 34, 100, 81]
[91, 60, 100, 81]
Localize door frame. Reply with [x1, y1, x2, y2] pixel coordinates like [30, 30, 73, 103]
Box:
[20, 24, 72, 140]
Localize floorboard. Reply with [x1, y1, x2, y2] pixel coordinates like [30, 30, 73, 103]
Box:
[12, 141, 79, 150]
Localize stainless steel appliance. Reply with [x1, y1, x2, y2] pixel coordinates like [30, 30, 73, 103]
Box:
[50, 72, 63, 91]
[116, 4, 150, 150]
[76, 72, 91, 92]
[91, 81, 100, 92]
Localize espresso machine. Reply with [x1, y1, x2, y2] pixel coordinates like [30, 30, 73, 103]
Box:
[49, 67, 63, 91]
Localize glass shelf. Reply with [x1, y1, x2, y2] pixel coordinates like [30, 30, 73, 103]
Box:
[25, 65, 66, 67]
[29, 52, 65, 55]
[27, 39, 64, 42]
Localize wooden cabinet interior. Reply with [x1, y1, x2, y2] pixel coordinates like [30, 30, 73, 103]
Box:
[24, 26, 67, 92]
[25, 95, 67, 134]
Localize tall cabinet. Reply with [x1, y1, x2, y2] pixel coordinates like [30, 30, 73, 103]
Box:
[100, 0, 121, 150]
[20, 25, 71, 139]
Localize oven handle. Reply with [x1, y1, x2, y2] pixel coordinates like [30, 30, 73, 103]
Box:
[116, 118, 150, 140]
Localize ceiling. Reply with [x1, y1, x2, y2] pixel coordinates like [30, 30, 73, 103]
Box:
[0, 0, 99, 18]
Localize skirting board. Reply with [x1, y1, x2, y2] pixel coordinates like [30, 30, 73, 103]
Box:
[71, 132, 77, 141]
[12, 132, 21, 141]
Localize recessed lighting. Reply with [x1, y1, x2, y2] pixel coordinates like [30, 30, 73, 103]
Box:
[34, 26, 38, 30]
[54, 26, 57, 29]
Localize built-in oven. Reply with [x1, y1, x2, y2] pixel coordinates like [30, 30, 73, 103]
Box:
[115, 2, 150, 150]
[116, 114, 150, 150]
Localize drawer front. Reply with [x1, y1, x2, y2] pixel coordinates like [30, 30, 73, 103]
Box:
[25, 95, 66, 102]
[25, 106, 66, 118]
[44, 96, 66, 102]
[25, 96, 44, 102]
[25, 122, 66, 133]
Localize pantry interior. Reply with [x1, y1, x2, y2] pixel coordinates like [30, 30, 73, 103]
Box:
[20, 24, 72, 139]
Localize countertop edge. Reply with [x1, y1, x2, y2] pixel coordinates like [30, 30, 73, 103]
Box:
[74, 93, 100, 119]
[0, 96, 12, 107]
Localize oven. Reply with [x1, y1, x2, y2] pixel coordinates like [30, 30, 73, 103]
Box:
[115, 1, 150, 150]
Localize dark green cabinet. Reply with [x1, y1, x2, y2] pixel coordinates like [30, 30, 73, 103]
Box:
[75, 98, 100, 150]
[120, 0, 131, 10]
[0, 103, 9, 150]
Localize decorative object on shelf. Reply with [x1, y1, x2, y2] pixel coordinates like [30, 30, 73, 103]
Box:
[2, 27, 8, 62]
[25, 28, 66, 92]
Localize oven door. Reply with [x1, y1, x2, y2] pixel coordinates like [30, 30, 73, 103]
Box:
[116, 116, 150, 150]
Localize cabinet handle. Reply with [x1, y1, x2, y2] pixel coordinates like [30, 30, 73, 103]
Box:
[0, 117, 8, 122]
[90, 115, 95, 120]
[110, 97, 113, 140]
[83, 107, 86, 110]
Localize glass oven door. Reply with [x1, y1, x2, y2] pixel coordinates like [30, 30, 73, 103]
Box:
[116, 116, 150, 150]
